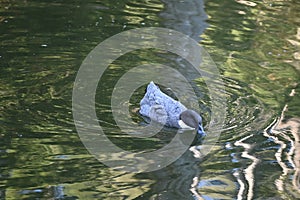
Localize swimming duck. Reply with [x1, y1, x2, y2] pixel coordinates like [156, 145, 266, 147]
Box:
[139, 81, 206, 136]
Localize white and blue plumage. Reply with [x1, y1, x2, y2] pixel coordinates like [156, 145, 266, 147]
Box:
[139, 81, 206, 136]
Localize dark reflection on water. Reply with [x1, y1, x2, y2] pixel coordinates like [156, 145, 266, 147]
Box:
[0, 0, 299, 199]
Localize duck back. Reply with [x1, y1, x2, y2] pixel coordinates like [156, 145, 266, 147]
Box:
[139, 82, 187, 128]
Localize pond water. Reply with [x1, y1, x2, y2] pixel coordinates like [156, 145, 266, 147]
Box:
[0, 0, 299, 199]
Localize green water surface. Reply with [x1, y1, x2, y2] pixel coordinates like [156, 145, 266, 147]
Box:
[0, 0, 299, 199]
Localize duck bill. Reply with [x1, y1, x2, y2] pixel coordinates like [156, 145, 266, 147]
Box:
[197, 124, 206, 137]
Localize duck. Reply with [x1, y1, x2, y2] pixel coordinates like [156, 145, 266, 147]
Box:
[139, 81, 206, 137]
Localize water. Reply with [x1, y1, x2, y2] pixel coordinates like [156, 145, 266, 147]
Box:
[0, 0, 299, 199]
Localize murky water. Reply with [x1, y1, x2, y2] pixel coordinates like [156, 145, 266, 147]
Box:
[0, 0, 299, 199]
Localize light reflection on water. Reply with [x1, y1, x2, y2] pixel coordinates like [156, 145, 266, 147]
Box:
[0, 0, 299, 199]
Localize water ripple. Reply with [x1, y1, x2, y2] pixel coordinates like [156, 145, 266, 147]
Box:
[263, 104, 300, 197]
[234, 134, 260, 200]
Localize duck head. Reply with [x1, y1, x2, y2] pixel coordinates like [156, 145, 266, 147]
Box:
[179, 109, 206, 137]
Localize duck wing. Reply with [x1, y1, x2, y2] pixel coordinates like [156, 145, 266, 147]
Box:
[139, 82, 187, 128]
